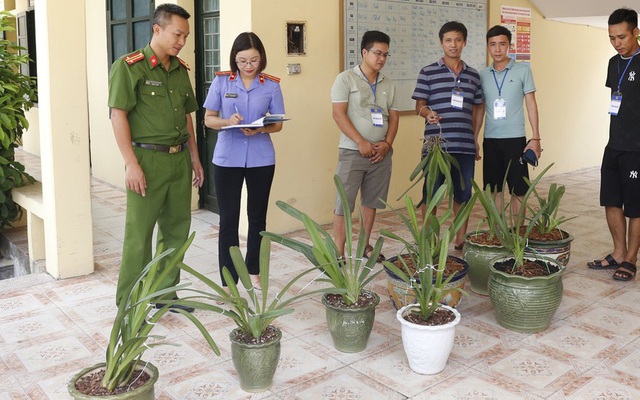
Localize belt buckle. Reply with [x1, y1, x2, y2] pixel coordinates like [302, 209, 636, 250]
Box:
[168, 145, 180, 154]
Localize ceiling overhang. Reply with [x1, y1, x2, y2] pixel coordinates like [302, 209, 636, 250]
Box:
[528, 0, 640, 29]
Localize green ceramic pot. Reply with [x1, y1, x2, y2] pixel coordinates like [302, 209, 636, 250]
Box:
[488, 256, 565, 333]
[463, 232, 508, 295]
[67, 362, 158, 400]
[525, 229, 574, 266]
[230, 326, 282, 393]
[322, 290, 380, 353]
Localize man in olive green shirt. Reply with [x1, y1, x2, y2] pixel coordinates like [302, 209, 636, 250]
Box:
[108, 4, 204, 309]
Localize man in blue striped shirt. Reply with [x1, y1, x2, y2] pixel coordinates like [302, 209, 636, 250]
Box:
[412, 21, 484, 249]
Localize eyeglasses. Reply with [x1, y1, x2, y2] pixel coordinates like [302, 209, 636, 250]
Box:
[368, 49, 391, 58]
[235, 58, 261, 66]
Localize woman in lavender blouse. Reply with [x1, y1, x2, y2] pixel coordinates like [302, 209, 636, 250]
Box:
[203, 32, 285, 291]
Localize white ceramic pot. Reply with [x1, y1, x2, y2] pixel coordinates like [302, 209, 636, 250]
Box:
[396, 304, 461, 374]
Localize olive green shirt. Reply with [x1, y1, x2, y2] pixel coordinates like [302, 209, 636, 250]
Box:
[108, 44, 198, 145]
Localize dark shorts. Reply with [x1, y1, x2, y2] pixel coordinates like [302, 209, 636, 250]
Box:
[421, 153, 475, 205]
[483, 137, 530, 196]
[600, 147, 640, 218]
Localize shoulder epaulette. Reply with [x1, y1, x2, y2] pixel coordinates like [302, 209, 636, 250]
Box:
[177, 57, 190, 70]
[215, 71, 237, 81]
[124, 52, 145, 66]
[261, 73, 281, 83]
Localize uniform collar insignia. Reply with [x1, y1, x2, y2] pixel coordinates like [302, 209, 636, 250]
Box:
[261, 73, 280, 83]
[178, 57, 190, 70]
[123, 52, 144, 66]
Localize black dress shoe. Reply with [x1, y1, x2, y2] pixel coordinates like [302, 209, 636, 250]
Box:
[154, 298, 194, 313]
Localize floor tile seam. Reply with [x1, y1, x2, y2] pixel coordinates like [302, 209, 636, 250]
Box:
[288, 328, 394, 368]
[398, 359, 477, 398]
[299, 363, 407, 398]
[574, 363, 640, 392]
[473, 366, 571, 394]
[520, 338, 619, 365]
[581, 297, 640, 318]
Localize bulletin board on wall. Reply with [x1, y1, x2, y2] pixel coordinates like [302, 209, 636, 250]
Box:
[342, 0, 488, 112]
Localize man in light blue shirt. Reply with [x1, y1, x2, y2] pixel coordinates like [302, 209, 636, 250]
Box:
[479, 25, 541, 210]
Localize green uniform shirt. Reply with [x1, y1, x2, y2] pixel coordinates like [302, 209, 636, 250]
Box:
[108, 44, 198, 145]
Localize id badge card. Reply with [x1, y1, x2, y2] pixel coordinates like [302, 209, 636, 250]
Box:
[609, 93, 622, 116]
[371, 108, 384, 127]
[451, 89, 464, 110]
[494, 98, 507, 120]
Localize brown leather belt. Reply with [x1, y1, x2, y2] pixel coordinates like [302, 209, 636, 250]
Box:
[132, 142, 186, 154]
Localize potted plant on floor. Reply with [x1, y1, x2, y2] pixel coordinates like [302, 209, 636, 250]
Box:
[68, 233, 221, 399]
[381, 185, 469, 374]
[383, 127, 470, 307]
[399, 129, 461, 208]
[263, 175, 383, 353]
[476, 164, 565, 333]
[462, 179, 509, 295]
[462, 224, 508, 295]
[178, 236, 340, 392]
[522, 181, 575, 266]
[380, 185, 473, 310]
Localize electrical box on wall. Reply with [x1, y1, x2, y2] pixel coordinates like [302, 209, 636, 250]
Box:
[287, 22, 306, 55]
[287, 63, 301, 75]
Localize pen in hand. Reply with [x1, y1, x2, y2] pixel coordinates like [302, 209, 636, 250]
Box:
[232, 104, 243, 125]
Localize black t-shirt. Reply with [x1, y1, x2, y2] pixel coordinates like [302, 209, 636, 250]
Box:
[606, 53, 640, 151]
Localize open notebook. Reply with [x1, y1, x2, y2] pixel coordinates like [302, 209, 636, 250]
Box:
[221, 114, 290, 129]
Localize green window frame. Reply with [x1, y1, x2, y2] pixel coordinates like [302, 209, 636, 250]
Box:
[16, 10, 37, 79]
[202, 0, 221, 86]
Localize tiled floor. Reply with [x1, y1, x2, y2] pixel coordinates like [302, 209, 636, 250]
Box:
[1, 153, 640, 399]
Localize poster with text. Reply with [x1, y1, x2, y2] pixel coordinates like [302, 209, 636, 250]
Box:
[501, 5, 531, 62]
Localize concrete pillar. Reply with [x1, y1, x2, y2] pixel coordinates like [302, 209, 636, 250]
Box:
[34, 0, 93, 278]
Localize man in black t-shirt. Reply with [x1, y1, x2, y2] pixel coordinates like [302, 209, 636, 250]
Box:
[587, 8, 640, 281]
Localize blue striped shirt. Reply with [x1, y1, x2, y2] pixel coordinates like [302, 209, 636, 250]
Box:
[412, 59, 483, 155]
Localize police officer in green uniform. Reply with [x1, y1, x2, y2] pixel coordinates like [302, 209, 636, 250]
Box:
[108, 4, 204, 309]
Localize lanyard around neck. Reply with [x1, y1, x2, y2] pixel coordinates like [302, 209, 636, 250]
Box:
[617, 48, 640, 92]
[492, 67, 509, 97]
[359, 65, 379, 102]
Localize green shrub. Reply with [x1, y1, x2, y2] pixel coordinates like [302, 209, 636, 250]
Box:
[0, 11, 37, 227]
